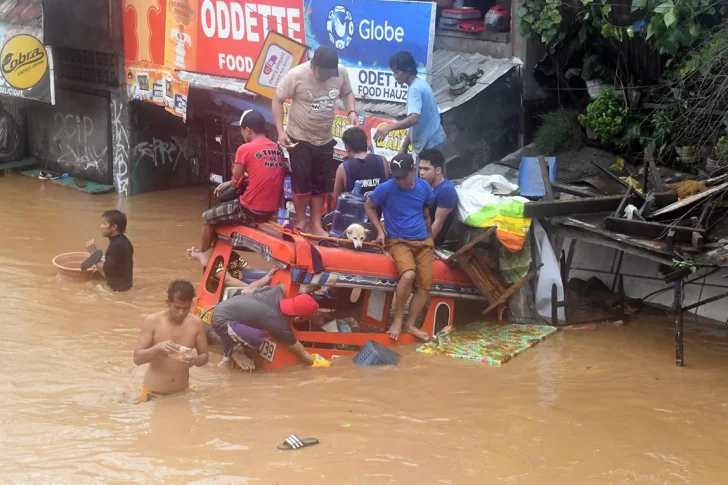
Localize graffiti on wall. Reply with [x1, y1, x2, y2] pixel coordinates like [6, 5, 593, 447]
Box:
[52, 112, 108, 172]
[131, 134, 199, 172]
[111, 99, 130, 195]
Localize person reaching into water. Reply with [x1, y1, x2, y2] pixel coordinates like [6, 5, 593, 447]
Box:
[85, 210, 134, 292]
[211, 284, 331, 368]
[133, 280, 209, 403]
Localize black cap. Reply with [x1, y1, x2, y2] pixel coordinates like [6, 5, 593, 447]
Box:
[390, 153, 415, 178]
[311, 46, 339, 80]
[232, 109, 265, 133]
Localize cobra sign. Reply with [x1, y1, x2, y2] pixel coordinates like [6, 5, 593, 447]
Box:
[304, 0, 435, 103]
[0, 24, 55, 104]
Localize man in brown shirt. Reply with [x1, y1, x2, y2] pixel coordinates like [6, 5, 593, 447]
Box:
[272, 46, 358, 236]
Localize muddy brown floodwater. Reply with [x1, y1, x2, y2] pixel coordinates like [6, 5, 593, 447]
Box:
[3, 176, 728, 484]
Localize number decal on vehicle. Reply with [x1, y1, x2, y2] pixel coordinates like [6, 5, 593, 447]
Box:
[258, 339, 277, 362]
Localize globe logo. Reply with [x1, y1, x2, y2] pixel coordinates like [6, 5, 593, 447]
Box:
[326, 6, 354, 50]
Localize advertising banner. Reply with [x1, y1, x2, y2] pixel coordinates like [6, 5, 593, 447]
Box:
[0, 23, 55, 104]
[282, 102, 409, 161]
[123, 0, 189, 121]
[164, 0, 198, 71]
[303, 0, 435, 103]
[245, 30, 307, 100]
[195, 0, 307, 79]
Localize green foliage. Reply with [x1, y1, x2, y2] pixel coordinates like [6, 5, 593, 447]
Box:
[715, 136, 728, 160]
[578, 89, 628, 144]
[676, 29, 728, 78]
[535, 110, 586, 153]
[517, 0, 565, 53]
[516, 0, 717, 59]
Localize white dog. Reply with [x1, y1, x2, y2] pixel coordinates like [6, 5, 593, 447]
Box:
[345, 223, 370, 249]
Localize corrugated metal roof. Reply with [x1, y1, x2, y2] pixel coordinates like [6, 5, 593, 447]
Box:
[0, 0, 42, 27]
[353, 50, 521, 118]
[177, 71, 254, 97]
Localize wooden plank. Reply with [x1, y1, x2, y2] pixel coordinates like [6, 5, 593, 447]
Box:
[604, 217, 704, 242]
[481, 266, 538, 316]
[538, 155, 554, 200]
[649, 181, 728, 218]
[525, 191, 677, 218]
[445, 226, 495, 264]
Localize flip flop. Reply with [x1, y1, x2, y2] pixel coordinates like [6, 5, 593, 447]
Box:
[81, 250, 103, 271]
[277, 434, 319, 451]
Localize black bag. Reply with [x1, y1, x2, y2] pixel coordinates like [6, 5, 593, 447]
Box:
[217, 184, 242, 203]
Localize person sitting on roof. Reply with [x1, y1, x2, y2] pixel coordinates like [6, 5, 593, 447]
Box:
[333, 127, 390, 202]
[190, 109, 285, 262]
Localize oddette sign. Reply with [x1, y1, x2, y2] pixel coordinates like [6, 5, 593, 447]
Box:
[1, 34, 48, 90]
[304, 0, 435, 103]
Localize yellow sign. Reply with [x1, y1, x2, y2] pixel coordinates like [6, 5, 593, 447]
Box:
[195, 306, 212, 324]
[1, 34, 48, 90]
[245, 30, 308, 101]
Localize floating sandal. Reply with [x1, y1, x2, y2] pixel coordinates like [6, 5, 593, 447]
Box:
[311, 353, 331, 368]
[277, 434, 319, 451]
[81, 250, 103, 271]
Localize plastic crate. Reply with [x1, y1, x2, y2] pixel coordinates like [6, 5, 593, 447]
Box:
[353, 340, 401, 366]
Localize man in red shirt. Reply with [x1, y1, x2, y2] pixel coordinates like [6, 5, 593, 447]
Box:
[195, 110, 285, 255]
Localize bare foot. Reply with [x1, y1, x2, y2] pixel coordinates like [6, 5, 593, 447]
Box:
[187, 247, 213, 267]
[388, 317, 404, 340]
[404, 325, 431, 342]
[310, 227, 329, 237]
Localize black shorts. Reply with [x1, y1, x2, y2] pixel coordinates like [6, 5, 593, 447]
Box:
[203, 200, 274, 226]
[288, 138, 336, 196]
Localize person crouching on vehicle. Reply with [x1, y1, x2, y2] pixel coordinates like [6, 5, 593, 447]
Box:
[211, 284, 331, 368]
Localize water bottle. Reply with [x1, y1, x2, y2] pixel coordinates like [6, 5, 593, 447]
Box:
[352, 180, 363, 197]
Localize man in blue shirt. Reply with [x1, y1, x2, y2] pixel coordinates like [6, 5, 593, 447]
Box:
[418, 148, 458, 247]
[373, 51, 446, 163]
[365, 153, 435, 341]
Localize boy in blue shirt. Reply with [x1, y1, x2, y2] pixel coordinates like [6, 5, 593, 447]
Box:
[373, 51, 446, 162]
[418, 148, 458, 247]
[365, 153, 435, 341]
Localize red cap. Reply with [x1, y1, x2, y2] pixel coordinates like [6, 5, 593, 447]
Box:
[279, 294, 319, 318]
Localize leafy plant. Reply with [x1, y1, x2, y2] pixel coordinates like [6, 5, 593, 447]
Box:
[517, 0, 565, 53]
[715, 136, 728, 160]
[535, 110, 585, 153]
[578, 89, 628, 144]
[446, 68, 462, 86]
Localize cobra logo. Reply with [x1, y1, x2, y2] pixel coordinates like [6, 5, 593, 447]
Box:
[326, 6, 405, 50]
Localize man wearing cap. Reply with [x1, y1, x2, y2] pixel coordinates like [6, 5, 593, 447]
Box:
[211, 284, 330, 367]
[272, 46, 359, 237]
[373, 51, 446, 165]
[365, 153, 435, 341]
[193, 110, 286, 258]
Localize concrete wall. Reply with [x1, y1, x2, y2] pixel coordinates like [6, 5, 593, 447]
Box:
[564, 238, 728, 324]
[127, 101, 205, 195]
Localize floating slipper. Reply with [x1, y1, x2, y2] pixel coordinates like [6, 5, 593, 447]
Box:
[81, 250, 103, 271]
[277, 434, 319, 451]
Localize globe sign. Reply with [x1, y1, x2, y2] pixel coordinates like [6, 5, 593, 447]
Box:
[326, 6, 354, 50]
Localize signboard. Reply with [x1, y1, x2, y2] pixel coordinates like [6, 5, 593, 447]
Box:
[282, 102, 410, 161]
[123, 0, 189, 121]
[0, 23, 55, 104]
[195, 0, 306, 79]
[303, 0, 435, 103]
[245, 30, 307, 100]
[126, 63, 190, 120]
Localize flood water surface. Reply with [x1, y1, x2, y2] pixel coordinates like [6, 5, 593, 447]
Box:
[2, 175, 728, 484]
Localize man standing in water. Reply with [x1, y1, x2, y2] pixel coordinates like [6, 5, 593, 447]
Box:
[373, 51, 446, 164]
[85, 210, 134, 292]
[272, 46, 359, 236]
[133, 280, 209, 403]
[365, 154, 434, 341]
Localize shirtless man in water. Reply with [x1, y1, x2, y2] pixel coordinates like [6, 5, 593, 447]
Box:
[133, 280, 209, 403]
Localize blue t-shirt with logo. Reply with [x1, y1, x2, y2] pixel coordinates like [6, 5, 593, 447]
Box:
[370, 178, 435, 241]
[407, 77, 446, 154]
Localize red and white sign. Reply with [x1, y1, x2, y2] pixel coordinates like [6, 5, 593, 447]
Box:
[196, 0, 306, 79]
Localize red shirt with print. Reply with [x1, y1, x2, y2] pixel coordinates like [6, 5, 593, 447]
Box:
[234, 137, 286, 213]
